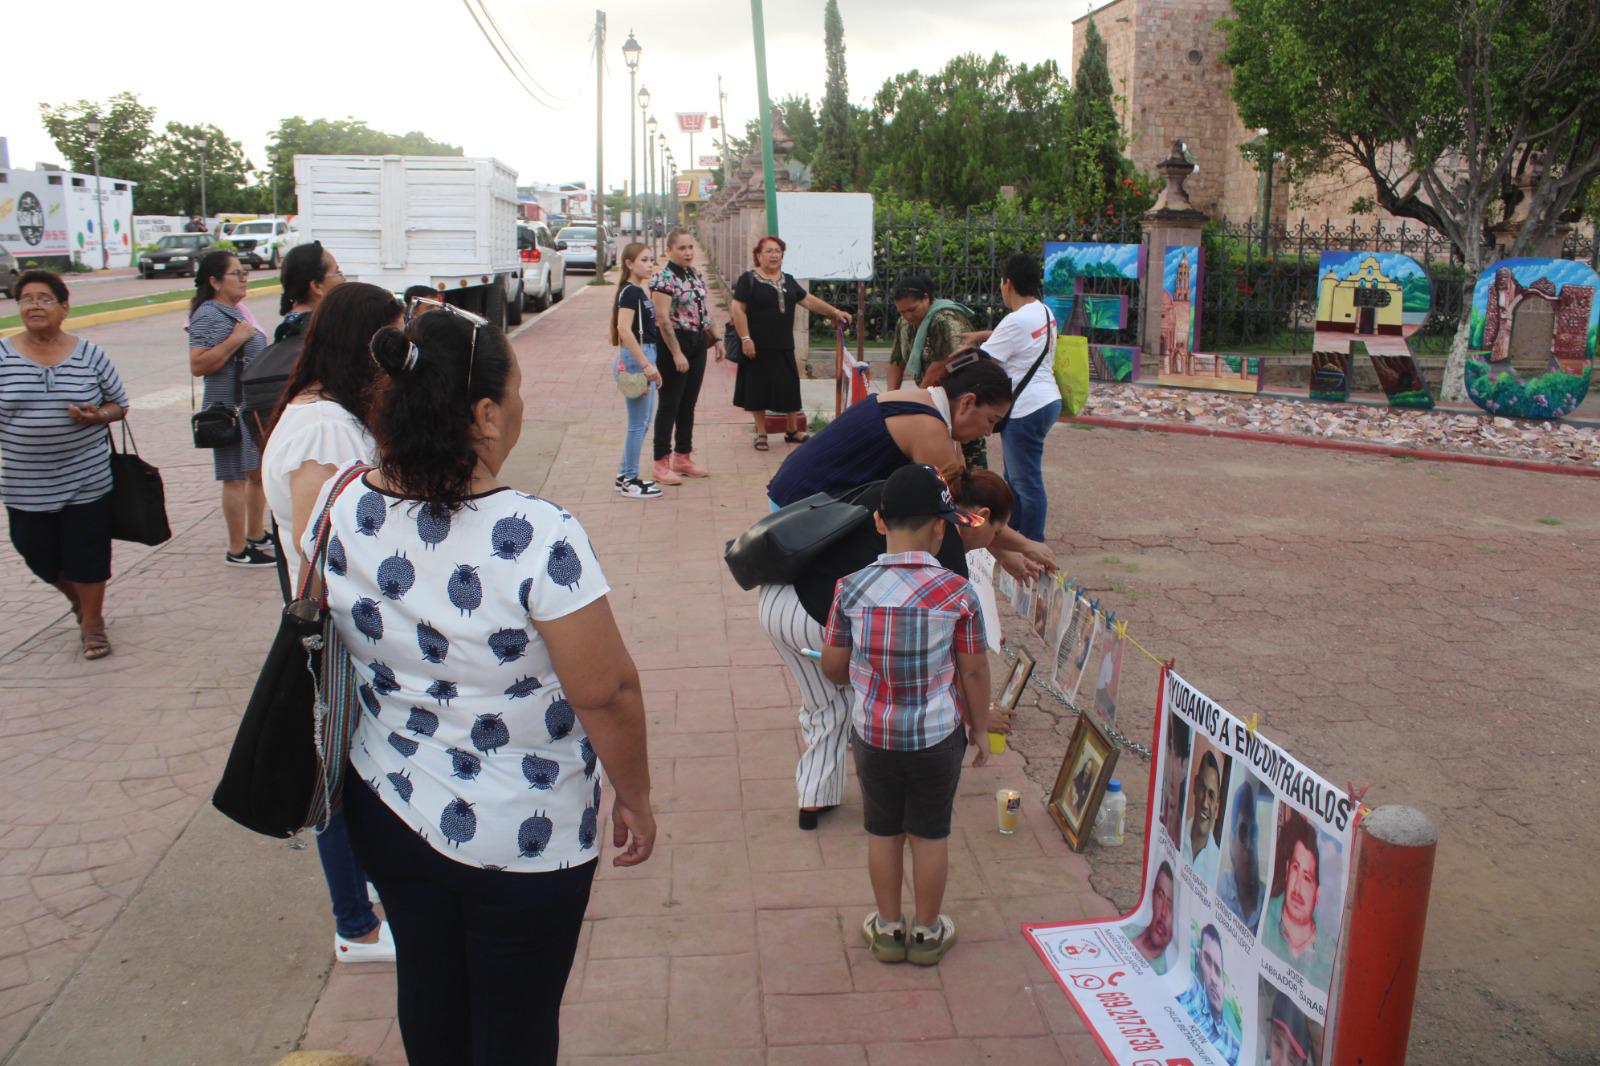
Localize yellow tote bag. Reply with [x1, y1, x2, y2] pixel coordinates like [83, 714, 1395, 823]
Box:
[1054, 335, 1091, 417]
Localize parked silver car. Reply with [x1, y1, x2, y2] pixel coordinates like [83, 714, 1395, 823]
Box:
[517, 222, 568, 311]
[556, 225, 615, 273]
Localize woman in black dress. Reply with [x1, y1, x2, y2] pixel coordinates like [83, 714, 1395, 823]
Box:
[730, 235, 852, 450]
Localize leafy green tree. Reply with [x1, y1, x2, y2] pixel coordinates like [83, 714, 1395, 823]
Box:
[811, 0, 859, 190]
[37, 93, 156, 186]
[1222, 0, 1600, 400]
[264, 117, 462, 213]
[1061, 20, 1128, 220]
[776, 96, 819, 163]
[139, 123, 258, 216]
[865, 53, 1074, 208]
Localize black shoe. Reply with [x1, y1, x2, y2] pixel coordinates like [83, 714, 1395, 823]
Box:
[225, 546, 277, 567]
[246, 534, 277, 559]
[797, 805, 837, 831]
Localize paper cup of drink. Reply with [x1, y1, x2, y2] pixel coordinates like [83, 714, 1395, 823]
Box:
[996, 788, 1021, 834]
[988, 730, 1007, 755]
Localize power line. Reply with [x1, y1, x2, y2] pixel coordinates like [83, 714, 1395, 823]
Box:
[473, 0, 576, 105]
[459, 0, 560, 108]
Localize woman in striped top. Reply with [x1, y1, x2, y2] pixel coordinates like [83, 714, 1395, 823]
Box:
[0, 271, 130, 659]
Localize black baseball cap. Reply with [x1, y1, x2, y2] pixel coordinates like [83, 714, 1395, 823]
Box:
[878, 464, 982, 527]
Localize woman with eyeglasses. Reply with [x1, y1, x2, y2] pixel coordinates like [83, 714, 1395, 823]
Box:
[760, 469, 1015, 829]
[188, 250, 275, 567]
[0, 270, 129, 660]
[314, 302, 655, 1064]
[260, 282, 404, 966]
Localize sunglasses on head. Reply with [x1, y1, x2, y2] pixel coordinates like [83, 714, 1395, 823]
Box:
[944, 348, 987, 375]
[406, 296, 490, 384]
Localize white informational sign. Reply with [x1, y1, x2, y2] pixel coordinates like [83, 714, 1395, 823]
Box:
[775, 191, 873, 281]
[66, 177, 136, 268]
[1026, 669, 1357, 1065]
[0, 170, 70, 258]
[134, 215, 194, 246]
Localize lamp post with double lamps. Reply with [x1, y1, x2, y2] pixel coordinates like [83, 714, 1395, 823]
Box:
[623, 32, 641, 240]
[85, 116, 109, 270]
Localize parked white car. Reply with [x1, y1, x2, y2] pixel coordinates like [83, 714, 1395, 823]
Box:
[228, 218, 297, 270]
[517, 222, 567, 311]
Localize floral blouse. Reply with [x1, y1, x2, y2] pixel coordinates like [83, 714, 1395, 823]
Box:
[649, 262, 713, 334]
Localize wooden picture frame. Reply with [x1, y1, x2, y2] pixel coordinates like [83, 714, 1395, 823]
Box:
[998, 649, 1035, 710]
[1048, 715, 1120, 851]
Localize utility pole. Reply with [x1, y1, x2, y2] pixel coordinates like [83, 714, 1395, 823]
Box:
[199, 136, 209, 222]
[718, 74, 731, 187]
[622, 30, 641, 240]
[749, 0, 779, 234]
[594, 10, 607, 271]
[86, 115, 108, 270]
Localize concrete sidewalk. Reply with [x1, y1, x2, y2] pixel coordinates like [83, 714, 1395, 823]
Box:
[298, 273, 1115, 1063]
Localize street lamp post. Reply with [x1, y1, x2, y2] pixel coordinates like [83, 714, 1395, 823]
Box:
[199, 136, 209, 222]
[623, 32, 641, 239]
[646, 116, 659, 249]
[638, 88, 651, 240]
[658, 134, 670, 232]
[85, 116, 108, 270]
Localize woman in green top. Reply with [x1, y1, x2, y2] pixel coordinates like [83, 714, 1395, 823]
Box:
[885, 276, 985, 467]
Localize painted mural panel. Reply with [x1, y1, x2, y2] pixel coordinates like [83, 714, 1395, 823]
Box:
[1044, 241, 1142, 382]
[1310, 252, 1434, 409]
[1464, 258, 1597, 420]
[1157, 245, 1262, 394]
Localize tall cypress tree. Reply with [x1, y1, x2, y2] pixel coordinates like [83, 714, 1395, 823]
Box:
[1067, 18, 1124, 195]
[811, 0, 857, 190]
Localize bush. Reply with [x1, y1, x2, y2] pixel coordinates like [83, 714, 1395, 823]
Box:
[1464, 360, 1592, 419]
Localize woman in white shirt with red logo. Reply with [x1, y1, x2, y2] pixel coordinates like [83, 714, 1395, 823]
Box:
[964, 253, 1060, 540]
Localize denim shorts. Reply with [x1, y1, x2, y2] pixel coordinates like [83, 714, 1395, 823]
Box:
[852, 725, 967, 839]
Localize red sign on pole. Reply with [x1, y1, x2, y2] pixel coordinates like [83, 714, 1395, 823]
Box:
[676, 113, 707, 133]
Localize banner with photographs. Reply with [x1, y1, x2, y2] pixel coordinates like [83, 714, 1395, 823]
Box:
[993, 567, 1125, 731]
[1025, 668, 1357, 1066]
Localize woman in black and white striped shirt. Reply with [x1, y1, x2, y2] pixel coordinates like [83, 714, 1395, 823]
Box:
[0, 271, 130, 659]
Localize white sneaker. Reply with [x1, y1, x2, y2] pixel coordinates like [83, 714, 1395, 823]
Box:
[617, 477, 662, 499]
[335, 920, 396, 963]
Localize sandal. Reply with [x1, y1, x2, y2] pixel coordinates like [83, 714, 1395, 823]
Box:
[81, 625, 112, 661]
[753, 434, 770, 451]
[784, 431, 810, 444]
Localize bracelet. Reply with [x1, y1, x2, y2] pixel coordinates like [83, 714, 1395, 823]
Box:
[740, 336, 751, 342]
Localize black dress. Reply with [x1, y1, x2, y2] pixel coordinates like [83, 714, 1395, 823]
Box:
[732, 269, 806, 413]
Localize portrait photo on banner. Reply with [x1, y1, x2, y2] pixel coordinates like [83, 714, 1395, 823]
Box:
[1052, 596, 1099, 698]
[1158, 710, 1193, 850]
[1122, 856, 1181, 977]
[1177, 915, 1247, 1065]
[1182, 732, 1234, 889]
[1088, 621, 1124, 726]
[1256, 975, 1324, 1066]
[1258, 807, 1347, 992]
[1217, 768, 1275, 937]
[1031, 576, 1052, 637]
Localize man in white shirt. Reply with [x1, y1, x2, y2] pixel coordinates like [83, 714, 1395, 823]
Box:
[1186, 750, 1224, 886]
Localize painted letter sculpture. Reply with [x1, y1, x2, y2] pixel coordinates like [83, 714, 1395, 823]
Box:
[1310, 253, 1434, 409]
[1464, 259, 1597, 420]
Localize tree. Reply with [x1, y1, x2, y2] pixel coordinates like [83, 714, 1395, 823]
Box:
[37, 93, 156, 186]
[811, 0, 859, 190]
[1062, 20, 1128, 219]
[264, 117, 462, 213]
[139, 123, 258, 216]
[865, 54, 1073, 208]
[1222, 0, 1600, 400]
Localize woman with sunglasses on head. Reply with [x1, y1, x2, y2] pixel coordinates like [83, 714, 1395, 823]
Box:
[260, 282, 405, 966]
[313, 301, 655, 1065]
[730, 235, 853, 450]
[610, 242, 665, 499]
[760, 469, 1015, 829]
[188, 250, 275, 567]
[0, 270, 129, 660]
[647, 228, 718, 484]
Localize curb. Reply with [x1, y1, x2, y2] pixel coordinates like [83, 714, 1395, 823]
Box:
[0, 285, 283, 339]
[1066, 414, 1600, 479]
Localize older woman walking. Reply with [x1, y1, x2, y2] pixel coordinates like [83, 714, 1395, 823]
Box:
[188, 250, 275, 567]
[730, 235, 852, 451]
[318, 302, 655, 1063]
[0, 271, 130, 659]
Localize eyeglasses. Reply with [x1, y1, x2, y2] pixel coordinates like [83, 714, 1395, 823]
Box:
[406, 296, 489, 384]
[224, 270, 250, 280]
[17, 295, 60, 307]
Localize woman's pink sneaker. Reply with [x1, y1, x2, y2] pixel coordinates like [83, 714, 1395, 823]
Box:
[670, 452, 710, 478]
[651, 457, 684, 485]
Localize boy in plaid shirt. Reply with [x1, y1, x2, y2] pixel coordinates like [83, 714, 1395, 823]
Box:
[821, 464, 992, 965]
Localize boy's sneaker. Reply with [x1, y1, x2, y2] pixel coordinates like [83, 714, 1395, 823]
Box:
[907, 914, 957, 966]
[862, 911, 908, 964]
[617, 477, 662, 500]
[225, 546, 277, 567]
[246, 534, 277, 559]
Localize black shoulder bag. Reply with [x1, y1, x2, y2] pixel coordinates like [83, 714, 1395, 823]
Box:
[107, 422, 172, 546]
[191, 348, 244, 449]
[723, 492, 873, 591]
[990, 321, 1056, 435]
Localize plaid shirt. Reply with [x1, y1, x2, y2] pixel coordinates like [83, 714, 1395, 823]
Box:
[823, 551, 987, 751]
[649, 263, 713, 334]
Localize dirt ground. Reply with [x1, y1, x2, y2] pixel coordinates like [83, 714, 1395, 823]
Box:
[1003, 424, 1599, 1066]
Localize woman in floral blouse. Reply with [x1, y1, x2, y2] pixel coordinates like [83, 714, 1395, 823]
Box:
[648, 229, 719, 484]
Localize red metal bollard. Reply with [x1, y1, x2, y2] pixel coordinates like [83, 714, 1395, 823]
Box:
[1330, 805, 1438, 1066]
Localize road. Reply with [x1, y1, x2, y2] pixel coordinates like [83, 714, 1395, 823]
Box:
[1, 269, 281, 313]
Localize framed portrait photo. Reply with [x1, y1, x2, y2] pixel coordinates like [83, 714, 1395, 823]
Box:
[998, 649, 1036, 710]
[1048, 715, 1120, 851]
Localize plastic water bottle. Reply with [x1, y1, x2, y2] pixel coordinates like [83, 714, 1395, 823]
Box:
[1093, 780, 1126, 847]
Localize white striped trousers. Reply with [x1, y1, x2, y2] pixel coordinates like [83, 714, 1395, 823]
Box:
[758, 583, 854, 808]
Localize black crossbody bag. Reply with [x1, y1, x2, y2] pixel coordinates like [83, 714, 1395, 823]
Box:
[990, 325, 1055, 435]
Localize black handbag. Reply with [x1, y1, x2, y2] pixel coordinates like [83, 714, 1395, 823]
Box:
[107, 423, 171, 546]
[723, 319, 745, 366]
[212, 465, 368, 838]
[723, 492, 873, 591]
[191, 351, 243, 449]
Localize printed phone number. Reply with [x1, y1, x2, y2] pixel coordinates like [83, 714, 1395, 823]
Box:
[1097, 991, 1165, 1053]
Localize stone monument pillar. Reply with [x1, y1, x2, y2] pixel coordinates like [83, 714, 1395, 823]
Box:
[1141, 139, 1210, 368]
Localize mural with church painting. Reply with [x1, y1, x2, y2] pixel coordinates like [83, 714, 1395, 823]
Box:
[1043, 241, 1142, 382]
[1310, 252, 1434, 408]
[1157, 245, 1262, 394]
[1464, 258, 1598, 420]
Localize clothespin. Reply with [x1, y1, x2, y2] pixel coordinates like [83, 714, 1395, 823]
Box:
[1345, 781, 1371, 809]
[1089, 599, 1100, 617]
[1112, 618, 1129, 640]
[1163, 657, 1177, 671]
[1244, 712, 1260, 737]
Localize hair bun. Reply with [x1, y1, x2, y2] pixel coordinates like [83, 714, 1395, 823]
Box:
[369, 326, 416, 376]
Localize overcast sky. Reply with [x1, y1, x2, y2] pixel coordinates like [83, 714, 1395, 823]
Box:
[0, 0, 1106, 197]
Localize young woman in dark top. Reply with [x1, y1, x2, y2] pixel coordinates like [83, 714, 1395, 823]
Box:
[729, 235, 853, 450]
[610, 242, 665, 499]
[759, 469, 1016, 828]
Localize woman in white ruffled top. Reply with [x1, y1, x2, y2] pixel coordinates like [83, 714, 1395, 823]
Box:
[260, 280, 404, 963]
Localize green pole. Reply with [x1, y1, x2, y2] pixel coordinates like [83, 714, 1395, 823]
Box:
[750, 0, 779, 235]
